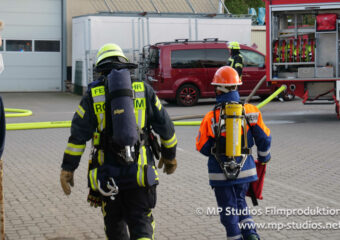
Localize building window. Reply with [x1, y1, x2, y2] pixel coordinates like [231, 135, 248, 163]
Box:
[35, 40, 60, 52]
[6, 40, 32, 52]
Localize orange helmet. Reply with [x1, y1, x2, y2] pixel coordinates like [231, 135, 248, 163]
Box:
[211, 66, 242, 86]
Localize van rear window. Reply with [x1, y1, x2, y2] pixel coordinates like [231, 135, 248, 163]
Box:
[171, 49, 229, 68]
[148, 48, 159, 69]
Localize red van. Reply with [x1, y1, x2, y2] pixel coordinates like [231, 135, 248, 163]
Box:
[143, 39, 280, 106]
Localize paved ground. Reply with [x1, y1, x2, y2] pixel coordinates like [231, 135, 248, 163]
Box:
[1, 92, 340, 239]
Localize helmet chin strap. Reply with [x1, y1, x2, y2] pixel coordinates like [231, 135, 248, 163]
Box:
[216, 86, 236, 93]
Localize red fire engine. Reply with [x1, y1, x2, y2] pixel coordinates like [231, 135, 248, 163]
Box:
[265, 0, 340, 117]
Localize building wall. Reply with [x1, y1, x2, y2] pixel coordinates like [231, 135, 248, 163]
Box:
[66, 1, 96, 69]
[65, 0, 220, 73]
[251, 25, 266, 54]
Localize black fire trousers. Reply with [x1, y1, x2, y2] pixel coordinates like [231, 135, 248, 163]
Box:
[102, 186, 156, 240]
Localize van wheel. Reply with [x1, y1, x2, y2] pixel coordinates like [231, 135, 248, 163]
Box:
[176, 84, 199, 106]
[165, 99, 176, 105]
[259, 95, 271, 101]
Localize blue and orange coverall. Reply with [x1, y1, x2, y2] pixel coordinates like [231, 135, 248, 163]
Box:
[196, 91, 271, 240]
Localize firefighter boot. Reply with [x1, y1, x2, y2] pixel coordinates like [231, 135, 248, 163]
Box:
[247, 234, 260, 240]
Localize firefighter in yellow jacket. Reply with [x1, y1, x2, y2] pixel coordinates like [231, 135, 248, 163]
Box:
[227, 41, 244, 79]
[60, 43, 177, 240]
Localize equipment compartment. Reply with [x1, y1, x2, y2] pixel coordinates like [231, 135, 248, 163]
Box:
[270, 8, 340, 80]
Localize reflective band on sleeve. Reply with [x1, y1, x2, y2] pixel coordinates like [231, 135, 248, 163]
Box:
[76, 105, 85, 118]
[228, 58, 234, 67]
[258, 148, 270, 157]
[245, 112, 259, 124]
[152, 220, 155, 240]
[64, 143, 86, 156]
[137, 146, 147, 187]
[89, 168, 98, 191]
[161, 134, 177, 148]
[153, 166, 159, 181]
[98, 150, 104, 165]
[210, 117, 216, 136]
[235, 63, 243, 68]
[102, 201, 107, 217]
[155, 96, 162, 111]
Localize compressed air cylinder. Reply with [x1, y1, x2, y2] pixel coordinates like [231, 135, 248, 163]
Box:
[225, 103, 242, 158]
[107, 69, 138, 147]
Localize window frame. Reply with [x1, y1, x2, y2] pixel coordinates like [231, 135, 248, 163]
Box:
[239, 49, 265, 68]
[34, 40, 60, 52]
[6, 39, 33, 52]
[171, 48, 229, 69]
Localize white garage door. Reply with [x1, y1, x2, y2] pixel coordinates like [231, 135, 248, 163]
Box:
[0, 0, 62, 92]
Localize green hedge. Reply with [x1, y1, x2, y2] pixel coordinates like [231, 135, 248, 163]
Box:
[225, 0, 265, 14]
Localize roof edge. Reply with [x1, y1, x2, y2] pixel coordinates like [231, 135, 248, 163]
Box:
[72, 12, 252, 20]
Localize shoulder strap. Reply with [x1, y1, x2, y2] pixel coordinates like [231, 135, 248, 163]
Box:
[90, 85, 106, 132]
[132, 81, 147, 129]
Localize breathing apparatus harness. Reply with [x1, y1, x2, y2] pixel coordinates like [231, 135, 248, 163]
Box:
[91, 62, 138, 163]
[211, 102, 251, 180]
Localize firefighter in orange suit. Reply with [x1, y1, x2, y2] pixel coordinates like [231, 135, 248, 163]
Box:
[196, 66, 271, 240]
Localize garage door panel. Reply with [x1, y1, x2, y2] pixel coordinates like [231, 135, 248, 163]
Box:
[0, 53, 61, 91]
[1, 66, 61, 79]
[0, 0, 62, 92]
[2, 0, 61, 14]
[0, 78, 61, 91]
[3, 53, 61, 66]
[1, 13, 61, 39]
[2, 12, 61, 25]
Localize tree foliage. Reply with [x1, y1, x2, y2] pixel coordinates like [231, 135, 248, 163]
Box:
[225, 0, 265, 14]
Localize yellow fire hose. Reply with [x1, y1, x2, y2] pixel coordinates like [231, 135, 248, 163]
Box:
[5, 85, 286, 130]
[4, 108, 32, 118]
[6, 121, 71, 131]
[174, 85, 287, 126]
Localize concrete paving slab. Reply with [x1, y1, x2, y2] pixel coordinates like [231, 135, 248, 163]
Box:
[0, 92, 340, 239]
